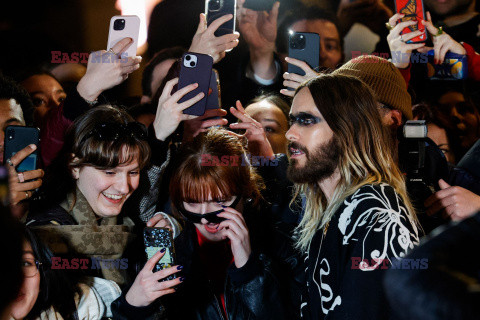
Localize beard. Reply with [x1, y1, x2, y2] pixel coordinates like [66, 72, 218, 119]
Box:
[287, 136, 340, 184]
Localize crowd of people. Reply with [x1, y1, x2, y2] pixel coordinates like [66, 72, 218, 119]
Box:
[1, 0, 480, 319]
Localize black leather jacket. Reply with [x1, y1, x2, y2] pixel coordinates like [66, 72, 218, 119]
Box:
[112, 202, 295, 320]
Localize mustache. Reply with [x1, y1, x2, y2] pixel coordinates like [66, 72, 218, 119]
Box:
[288, 142, 308, 156]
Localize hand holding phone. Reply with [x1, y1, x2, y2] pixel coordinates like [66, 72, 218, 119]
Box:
[153, 78, 205, 141]
[189, 13, 239, 63]
[6, 144, 44, 206]
[178, 53, 213, 116]
[394, 0, 427, 43]
[107, 15, 140, 59]
[205, 0, 237, 37]
[125, 242, 183, 307]
[144, 227, 177, 280]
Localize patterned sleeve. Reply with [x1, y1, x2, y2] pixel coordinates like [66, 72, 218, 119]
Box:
[330, 184, 420, 319]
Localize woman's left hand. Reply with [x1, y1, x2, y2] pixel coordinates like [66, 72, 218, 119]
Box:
[217, 206, 251, 268]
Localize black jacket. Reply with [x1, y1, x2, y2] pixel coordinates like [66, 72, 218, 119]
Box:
[111, 202, 294, 320]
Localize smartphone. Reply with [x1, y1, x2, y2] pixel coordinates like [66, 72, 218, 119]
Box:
[205, 0, 237, 37]
[178, 52, 213, 116]
[206, 69, 221, 110]
[288, 32, 320, 77]
[394, 0, 427, 43]
[244, 0, 275, 11]
[144, 227, 177, 281]
[107, 15, 140, 59]
[3, 126, 40, 172]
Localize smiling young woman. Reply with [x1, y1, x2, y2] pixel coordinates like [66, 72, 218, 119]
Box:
[26, 105, 150, 285]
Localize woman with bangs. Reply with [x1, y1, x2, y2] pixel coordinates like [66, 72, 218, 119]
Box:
[114, 127, 289, 320]
[163, 128, 287, 320]
[26, 105, 151, 285]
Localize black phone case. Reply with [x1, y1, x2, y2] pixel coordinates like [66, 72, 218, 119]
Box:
[243, 0, 274, 11]
[3, 126, 40, 172]
[179, 52, 213, 116]
[206, 0, 236, 37]
[143, 227, 177, 281]
[288, 32, 320, 77]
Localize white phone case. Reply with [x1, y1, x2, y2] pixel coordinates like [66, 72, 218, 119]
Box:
[107, 15, 140, 59]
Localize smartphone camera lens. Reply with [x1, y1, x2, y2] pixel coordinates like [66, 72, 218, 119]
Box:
[290, 33, 306, 50]
[208, 0, 221, 11]
[6, 129, 14, 140]
[113, 19, 125, 31]
[183, 54, 198, 68]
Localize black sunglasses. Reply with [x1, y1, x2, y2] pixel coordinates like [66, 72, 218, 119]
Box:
[178, 196, 241, 224]
[86, 122, 147, 142]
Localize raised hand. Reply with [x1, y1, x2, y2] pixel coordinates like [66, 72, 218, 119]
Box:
[280, 57, 319, 97]
[152, 78, 204, 141]
[77, 37, 142, 101]
[386, 13, 426, 69]
[7, 144, 43, 206]
[229, 100, 274, 157]
[237, 0, 279, 52]
[125, 249, 183, 307]
[183, 108, 228, 142]
[189, 13, 240, 63]
[217, 206, 251, 268]
[417, 12, 466, 64]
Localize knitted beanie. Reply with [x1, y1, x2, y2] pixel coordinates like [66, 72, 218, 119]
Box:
[332, 55, 412, 120]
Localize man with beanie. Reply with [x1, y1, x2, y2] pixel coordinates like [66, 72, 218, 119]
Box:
[283, 54, 412, 162]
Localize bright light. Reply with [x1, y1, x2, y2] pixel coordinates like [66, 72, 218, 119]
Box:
[116, 0, 161, 52]
[288, 29, 294, 35]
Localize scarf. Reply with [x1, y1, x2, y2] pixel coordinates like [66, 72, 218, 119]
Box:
[33, 188, 135, 285]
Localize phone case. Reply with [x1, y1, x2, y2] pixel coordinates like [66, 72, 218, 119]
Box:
[243, 0, 274, 11]
[205, 0, 237, 37]
[143, 227, 177, 281]
[179, 52, 214, 116]
[206, 69, 221, 110]
[3, 126, 40, 172]
[395, 0, 427, 43]
[288, 32, 320, 76]
[107, 15, 140, 59]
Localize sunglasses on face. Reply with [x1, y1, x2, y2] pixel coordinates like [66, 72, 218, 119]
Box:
[178, 196, 241, 224]
[85, 122, 148, 142]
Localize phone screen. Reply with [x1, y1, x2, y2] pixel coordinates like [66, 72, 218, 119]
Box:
[12, 152, 37, 172]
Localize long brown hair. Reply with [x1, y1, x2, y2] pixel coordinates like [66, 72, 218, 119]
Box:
[293, 74, 417, 251]
[169, 128, 264, 216]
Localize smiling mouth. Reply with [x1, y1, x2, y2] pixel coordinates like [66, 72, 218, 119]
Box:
[102, 192, 125, 202]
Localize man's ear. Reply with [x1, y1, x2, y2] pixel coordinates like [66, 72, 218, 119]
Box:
[387, 109, 403, 130]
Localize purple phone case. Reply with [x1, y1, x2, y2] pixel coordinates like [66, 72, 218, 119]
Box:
[179, 53, 214, 116]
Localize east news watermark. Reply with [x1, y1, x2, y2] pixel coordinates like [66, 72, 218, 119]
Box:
[51, 51, 130, 64]
[51, 257, 128, 270]
[351, 257, 429, 270]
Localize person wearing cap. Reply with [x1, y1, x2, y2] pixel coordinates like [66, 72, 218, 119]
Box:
[283, 54, 412, 162]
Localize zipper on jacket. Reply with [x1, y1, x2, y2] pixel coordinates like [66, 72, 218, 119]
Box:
[209, 279, 226, 320]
